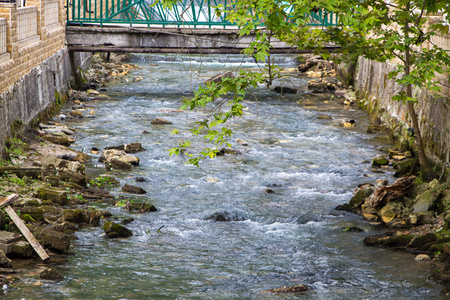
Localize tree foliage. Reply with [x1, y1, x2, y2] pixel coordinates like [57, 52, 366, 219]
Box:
[169, 0, 450, 167]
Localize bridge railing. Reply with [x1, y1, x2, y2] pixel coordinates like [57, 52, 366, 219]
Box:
[66, 0, 338, 28]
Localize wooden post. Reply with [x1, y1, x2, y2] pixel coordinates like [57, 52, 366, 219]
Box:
[0, 194, 50, 261]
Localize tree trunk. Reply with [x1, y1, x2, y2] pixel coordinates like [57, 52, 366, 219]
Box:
[404, 2, 429, 169]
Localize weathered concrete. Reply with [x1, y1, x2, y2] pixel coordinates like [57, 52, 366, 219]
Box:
[66, 26, 339, 54]
[343, 56, 450, 162]
[0, 48, 92, 157]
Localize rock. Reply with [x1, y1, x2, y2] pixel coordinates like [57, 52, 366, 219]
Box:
[317, 115, 332, 120]
[151, 118, 172, 125]
[122, 218, 135, 225]
[103, 221, 133, 238]
[364, 234, 414, 248]
[122, 184, 147, 194]
[379, 201, 407, 224]
[11, 241, 33, 258]
[37, 187, 69, 206]
[40, 268, 63, 280]
[40, 157, 86, 186]
[128, 202, 157, 212]
[108, 159, 132, 171]
[135, 177, 147, 182]
[372, 156, 389, 167]
[349, 185, 375, 209]
[216, 148, 241, 156]
[12, 197, 42, 207]
[99, 149, 139, 170]
[393, 158, 420, 178]
[236, 139, 248, 146]
[408, 233, 437, 248]
[206, 211, 246, 222]
[105, 143, 145, 153]
[15, 207, 44, 222]
[415, 254, 431, 261]
[362, 213, 379, 222]
[261, 284, 308, 293]
[340, 226, 364, 232]
[0, 167, 42, 179]
[298, 61, 316, 72]
[0, 250, 12, 268]
[204, 71, 235, 84]
[412, 180, 444, 214]
[32, 227, 71, 253]
[63, 209, 106, 225]
[82, 187, 114, 200]
[273, 86, 297, 94]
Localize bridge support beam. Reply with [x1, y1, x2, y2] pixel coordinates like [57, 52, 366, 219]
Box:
[66, 26, 338, 54]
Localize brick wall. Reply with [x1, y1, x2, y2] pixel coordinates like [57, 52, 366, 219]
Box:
[0, 0, 66, 94]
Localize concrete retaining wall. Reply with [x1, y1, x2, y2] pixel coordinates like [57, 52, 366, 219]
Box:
[351, 56, 450, 163]
[0, 47, 91, 157]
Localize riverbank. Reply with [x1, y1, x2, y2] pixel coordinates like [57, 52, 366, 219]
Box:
[0, 53, 446, 297]
[0, 53, 156, 291]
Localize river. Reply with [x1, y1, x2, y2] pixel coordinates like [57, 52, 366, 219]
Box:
[6, 55, 443, 299]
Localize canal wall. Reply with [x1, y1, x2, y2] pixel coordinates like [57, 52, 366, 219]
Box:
[0, 0, 92, 158]
[339, 27, 450, 164]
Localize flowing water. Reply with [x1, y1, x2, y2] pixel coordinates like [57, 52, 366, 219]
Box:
[6, 55, 443, 299]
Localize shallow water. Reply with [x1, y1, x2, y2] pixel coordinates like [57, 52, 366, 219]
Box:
[5, 55, 443, 299]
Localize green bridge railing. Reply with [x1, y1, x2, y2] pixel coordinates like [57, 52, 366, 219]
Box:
[67, 0, 338, 28]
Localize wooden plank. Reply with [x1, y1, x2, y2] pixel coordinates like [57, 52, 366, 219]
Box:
[4, 205, 49, 261]
[0, 194, 19, 208]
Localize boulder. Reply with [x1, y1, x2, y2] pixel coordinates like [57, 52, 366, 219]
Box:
[11, 241, 33, 258]
[412, 180, 444, 214]
[40, 268, 63, 280]
[349, 185, 375, 209]
[103, 221, 133, 238]
[407, 233, 437, 248]
[15, 207, 44, 222]
[122, 184, 147, 194]
[37, 187, 69, 206]
[204, 71, 235, 84]
[13, 198, 42, 207]
[372, 157, 389, 167]
[63, 209, 106, 225]
[99, 149, 139, 170]
[261, 284, 308, 294]
[206, 211, 246, 222]
[151, 118, 173, 125]
[128, 202, 157, 212]
[81, 187, 114, 200]
[105, 143, 145, 153]
[0, 250, 12, 268]
[379, 201, 407, 224]
[363, 234, 414, 248]
[31, 226, 71, 253]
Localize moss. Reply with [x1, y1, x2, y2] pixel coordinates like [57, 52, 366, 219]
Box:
[21, 214, 36, 223]
[372, 157, 389, 167]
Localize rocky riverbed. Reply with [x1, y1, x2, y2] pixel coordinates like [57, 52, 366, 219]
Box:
[0, 53, 449, 296]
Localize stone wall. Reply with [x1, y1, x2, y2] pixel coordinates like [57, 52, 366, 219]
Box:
[348, 29, 450, 163]
[0, 0, 92, 157]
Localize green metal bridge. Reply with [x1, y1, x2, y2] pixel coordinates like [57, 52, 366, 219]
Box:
[67, 0, 338, 28]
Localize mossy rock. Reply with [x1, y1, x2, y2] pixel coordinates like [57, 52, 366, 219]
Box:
[349, 187, 374, 208]
[15, 207, 44, 222]
[382, 234, 415, 247]
[20, 214, 36, 223]
[103, 221, 133, 238]
[63, 209, 86, 223]
[393, 158, 420, 178]
[372, 157, 389, 167]
[129, 202, 157, 212]
[408, 233, 437, 248]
